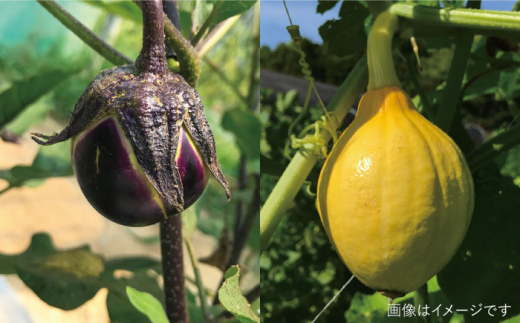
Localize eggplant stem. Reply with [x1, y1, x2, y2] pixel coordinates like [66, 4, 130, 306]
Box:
[161, 215, 188, 323]
[136, 0, 168, 74]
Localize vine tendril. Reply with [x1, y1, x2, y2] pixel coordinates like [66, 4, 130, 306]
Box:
[282, 0, 339, 160]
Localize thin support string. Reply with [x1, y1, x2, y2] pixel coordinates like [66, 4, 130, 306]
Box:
[310, 275, 356, 323]
[282, 0, 294, 26]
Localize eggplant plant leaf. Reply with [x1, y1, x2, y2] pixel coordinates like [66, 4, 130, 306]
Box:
[218, 265, 259, 323]
[0, 141, 72, 191]
[16, 249, 104, 310]
[80, 0, 142, 23]
[0, 233, 104, 310]
[222, 108, 260, 160]
[206, 0, 257, 28]
[0, 69, 79, 129]
[126, 286, 169, 323]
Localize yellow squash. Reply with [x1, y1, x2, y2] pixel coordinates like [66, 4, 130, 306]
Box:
[317, 86, 474, 297]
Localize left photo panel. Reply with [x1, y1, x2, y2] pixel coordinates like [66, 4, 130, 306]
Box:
[0, 1, 260, 322]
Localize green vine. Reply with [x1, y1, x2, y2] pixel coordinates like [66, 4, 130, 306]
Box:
[434, 31, 474, 132]
[260, 55, 368, 251]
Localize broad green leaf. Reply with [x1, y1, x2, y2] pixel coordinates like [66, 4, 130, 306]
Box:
[222, 108, 260, 160]
[218, 265, 259, 323]
[0, 233, 105, 310]
[178, 0, 196, 38]
[104, 257, 161, 273]
[0, 141, 73, 191]
[4, 98, 52, 135]
[81, 0, 142, 23]
[318, 1, 369, 57]
[105, 269, 163, 323]
[0, 233, 55, 274]
[316, 0, 339, 14]
[207, 1, 257, 28]
[126, 286, 169, 323]
[345, 277, 457, 323]
[192, 0, 214, 35]
[0, 69, 79, 129]
[344, 292, 389, 322]
[438, 172, 520, 321]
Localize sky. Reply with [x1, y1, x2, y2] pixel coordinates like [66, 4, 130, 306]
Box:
[260, 0, 518, 49]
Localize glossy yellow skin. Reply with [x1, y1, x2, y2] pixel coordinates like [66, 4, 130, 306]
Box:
[317, 87, 474, 295]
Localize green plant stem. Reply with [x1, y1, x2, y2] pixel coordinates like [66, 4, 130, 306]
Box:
[259, 55, 368, 252]
[36, 0, 132, 66]
[414, 284, 430, 323]
[390, 3, 520, 31]
[434, 31, 474, 132]
[367, 11, 400, 90]
[132, 0, 200, 86]
[185, 237, 211, 323]
[466, 125, 520, 171]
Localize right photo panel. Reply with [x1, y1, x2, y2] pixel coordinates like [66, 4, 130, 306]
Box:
[260, 1, 520, 322]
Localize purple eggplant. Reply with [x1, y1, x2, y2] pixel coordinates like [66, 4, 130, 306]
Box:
[31, 1, 229, 226]
[70, 116, 209, 226]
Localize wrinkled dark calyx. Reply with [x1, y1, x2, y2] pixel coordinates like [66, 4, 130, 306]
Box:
[32, 65, 230, 213]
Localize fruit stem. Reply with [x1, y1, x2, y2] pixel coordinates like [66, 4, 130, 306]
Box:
[160, 215, 188, 323]
[367, 11, 401, 90]
[136, 0, 168, 74]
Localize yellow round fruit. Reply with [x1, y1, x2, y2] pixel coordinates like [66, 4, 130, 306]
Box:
[317, 86, 474, 296]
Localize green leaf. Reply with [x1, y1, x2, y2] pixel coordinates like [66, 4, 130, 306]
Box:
[4, 98, 52, 135]
[104, 268, 164, 323]
[208, 0, 257, 27]
[104, 257, 161, 273]
[126, 286, 169, 323]
[318, 1, 369, 57]
[81, 0, 142, 23]
[438, 172, 520, 321]
[222, 108, 260, 160]
[345, 277, 457, 323]
[344, 292, 389, 322]
[0, 233, 105, 310]
[0, 141, 73, 191]
[0, 69, 79, 129]
[218, 265, 259, 323]
[317, 0, 339, 14]
[0, 233, 55, 274]
[178, 0, 196, 38]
